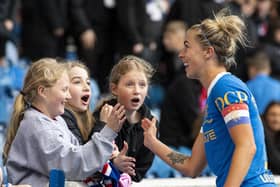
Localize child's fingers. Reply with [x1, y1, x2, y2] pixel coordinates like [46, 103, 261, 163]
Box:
[120, 141, 129, 155]
[112, 103, 122, 112]
[118, 107, 126, 120]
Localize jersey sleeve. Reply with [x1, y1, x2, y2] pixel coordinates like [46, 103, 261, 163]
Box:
[212, 80, 252, 129]
[221, 103, 251, 128]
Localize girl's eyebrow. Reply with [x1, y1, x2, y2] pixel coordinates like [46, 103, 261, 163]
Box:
[71, 76, 81, 80]
[71, 77, 91, 84]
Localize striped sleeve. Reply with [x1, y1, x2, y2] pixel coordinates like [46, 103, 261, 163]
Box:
[222, 103, 251, 128]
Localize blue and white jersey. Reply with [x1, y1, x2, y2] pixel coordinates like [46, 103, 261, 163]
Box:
[202, 72, 275, 187]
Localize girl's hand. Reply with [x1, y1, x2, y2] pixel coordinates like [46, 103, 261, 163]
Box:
[141, 117, 157, 148]
[113, 141, 136, 176]
[111, 141, 120, 159]
[100, 104, 113, 123]
[106, 103, 126, 132]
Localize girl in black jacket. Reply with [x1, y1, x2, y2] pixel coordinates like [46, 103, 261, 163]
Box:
[93, 55, 158, 182]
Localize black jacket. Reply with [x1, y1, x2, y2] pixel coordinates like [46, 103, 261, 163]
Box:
[264, 127, 280, 175]
[0, 0, 18, 39]
[159, 75, 201, 148]
[115, 0, 163, 57]
[20, 0, 91, 60]
[166, 0, 203, 26]
[93, 98, 157, 182]
[61, 109, 85, 144]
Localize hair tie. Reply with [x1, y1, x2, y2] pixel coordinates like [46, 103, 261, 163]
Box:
[20, 91, 32, 109]
[20, 90, 25, 96]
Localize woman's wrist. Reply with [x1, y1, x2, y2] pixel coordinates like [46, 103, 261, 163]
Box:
[146, 136, 159, 150]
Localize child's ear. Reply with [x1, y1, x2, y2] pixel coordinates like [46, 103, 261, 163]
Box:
[110, 83, 118, 96]
[37, 85, 47, 98]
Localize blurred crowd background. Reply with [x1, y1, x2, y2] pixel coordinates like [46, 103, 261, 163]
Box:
[0, 0, 280, 178]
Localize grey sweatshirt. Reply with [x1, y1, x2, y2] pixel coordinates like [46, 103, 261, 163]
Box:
[6, 108, 117, 187]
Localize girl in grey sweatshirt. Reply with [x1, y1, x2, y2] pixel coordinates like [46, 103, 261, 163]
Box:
[3, 58, 126, 187]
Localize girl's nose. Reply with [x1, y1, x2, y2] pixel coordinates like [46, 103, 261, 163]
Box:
[134, 85, 141, 93]
[83, 81, 91, 91]
[66, 90, 72, 100]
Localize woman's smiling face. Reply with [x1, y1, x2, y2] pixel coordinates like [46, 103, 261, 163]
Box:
[179, 29, 207, 80]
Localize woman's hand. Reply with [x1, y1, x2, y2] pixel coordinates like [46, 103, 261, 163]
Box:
[141, 117, 157, 149]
